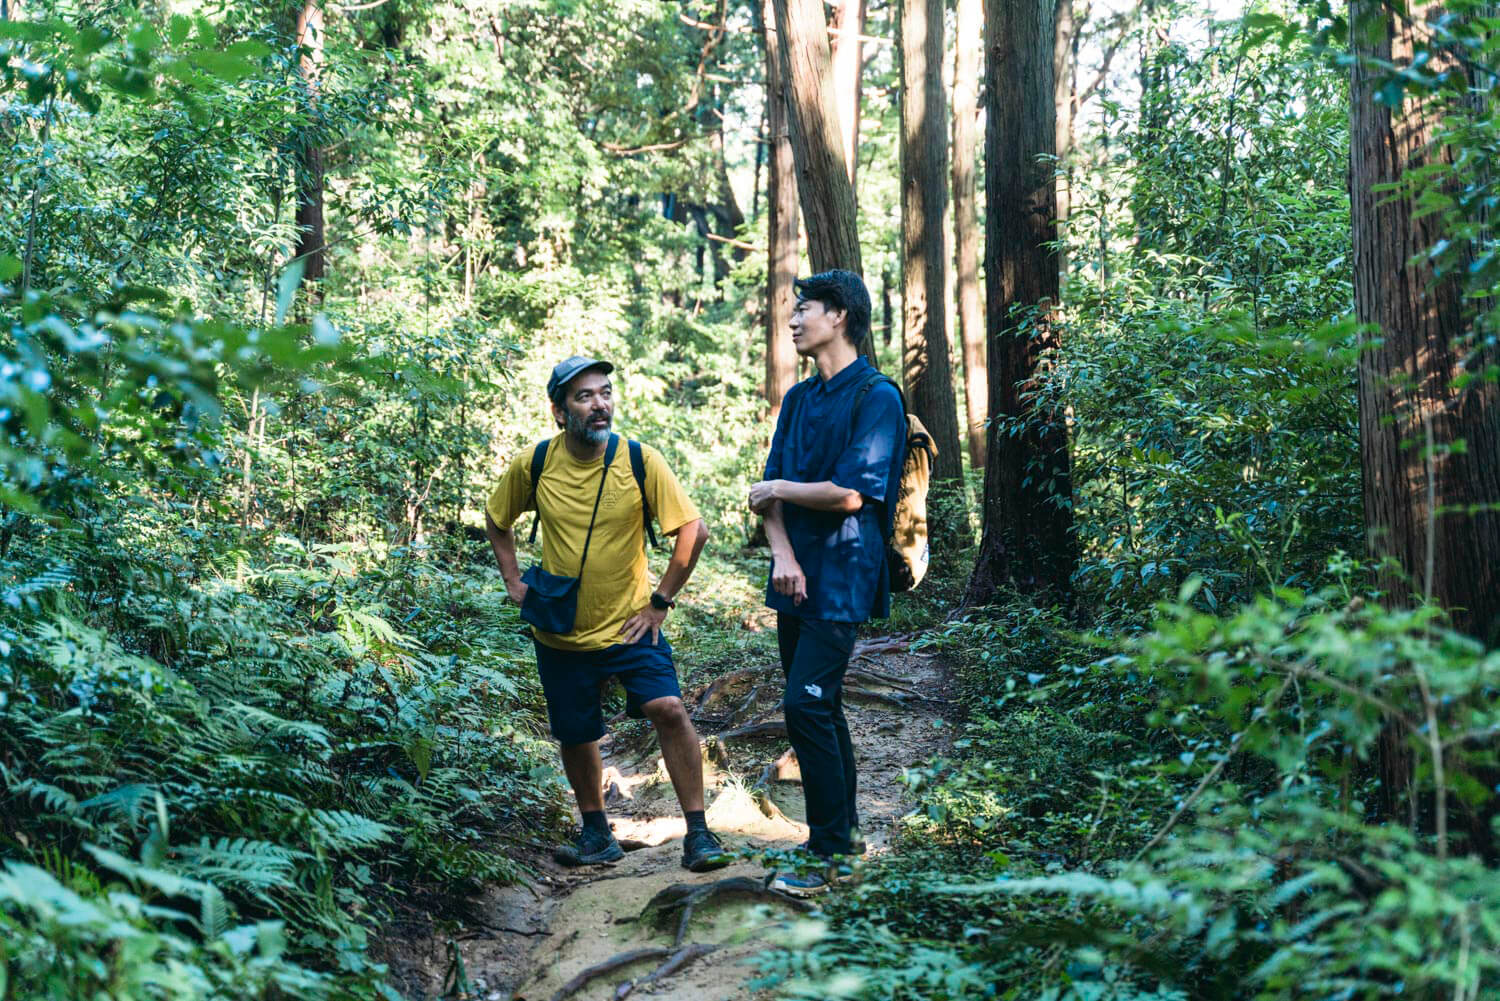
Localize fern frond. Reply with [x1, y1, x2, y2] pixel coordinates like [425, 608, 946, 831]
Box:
[306, 809, 393, 851]
[172, 838, 305, 892]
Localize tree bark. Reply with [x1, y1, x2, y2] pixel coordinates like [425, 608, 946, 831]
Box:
[952, 0, 987, 469]
[709, 127, 747, 291]
[769, 0, 863, 279]
[294, 0, 327, 303]
[764, 0, 800, 416]
[899, 0, 963, 486]
[966, 0, 1077, 605]
[1352, 2, 1500, 646]
[1053, 0, 1075, 289]
[1351, 2, 1500, 836]
[830, 0, 866, 187]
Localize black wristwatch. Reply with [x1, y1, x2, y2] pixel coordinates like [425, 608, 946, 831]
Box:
[650, 592, 676, 611]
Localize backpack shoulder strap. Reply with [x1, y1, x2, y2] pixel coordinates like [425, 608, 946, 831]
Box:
[852, 372, 908, 539]
[854, 371, 904, 410]
[628, 439, 659, 549]
[526, 437, 552, 545]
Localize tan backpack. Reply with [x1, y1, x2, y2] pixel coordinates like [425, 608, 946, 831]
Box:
[855, 374, 936, 593]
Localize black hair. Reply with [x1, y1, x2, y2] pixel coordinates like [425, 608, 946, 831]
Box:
[793, 269, 872, 346]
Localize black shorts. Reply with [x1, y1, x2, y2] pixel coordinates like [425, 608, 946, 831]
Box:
[532, 633, 682, 745]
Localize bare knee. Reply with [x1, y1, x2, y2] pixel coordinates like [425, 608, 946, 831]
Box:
[642, 696, 692, 733]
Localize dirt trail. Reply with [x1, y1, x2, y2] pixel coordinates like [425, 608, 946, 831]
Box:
[392, 635, 952, 1001]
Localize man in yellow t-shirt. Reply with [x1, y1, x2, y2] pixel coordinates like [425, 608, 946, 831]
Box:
[483, 356, 728, 872]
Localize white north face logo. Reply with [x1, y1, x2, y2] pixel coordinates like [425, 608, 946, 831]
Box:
[804, 684, 822, 698]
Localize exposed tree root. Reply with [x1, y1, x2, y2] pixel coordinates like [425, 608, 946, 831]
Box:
[716, 719, 788, 742]
[689, 665, 778, 717]
[848, 665, 921, 692]
[639, 876, 815, 946]
[547, 947, 673, 1001]
[752, 747, 800, 791]
[612, 942, 722, 999]
[851, 636, 911, 656]
[842, 686, 911, 709]
[723, 683, 771, 728]
[469, 919, 551, 938]
[549, 880, 810, 1000]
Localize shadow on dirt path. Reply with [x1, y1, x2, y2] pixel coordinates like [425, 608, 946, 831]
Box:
[389, 634, 954, 1001]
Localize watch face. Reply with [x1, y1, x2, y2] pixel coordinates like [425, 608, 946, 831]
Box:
[651, 593, 672, 610]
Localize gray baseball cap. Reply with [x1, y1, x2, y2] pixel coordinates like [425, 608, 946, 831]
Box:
[546, 355, 614, 403]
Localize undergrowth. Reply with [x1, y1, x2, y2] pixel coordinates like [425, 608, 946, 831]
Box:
[0, 523, 567, 999]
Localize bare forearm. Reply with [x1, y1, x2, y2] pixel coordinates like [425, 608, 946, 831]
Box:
[484, 513, 522, 587]
[655, 519, 708, 600]
[763, 501, 795, 559]
[769, 479, 861, 513]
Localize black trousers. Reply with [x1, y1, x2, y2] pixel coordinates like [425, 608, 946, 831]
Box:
[777, 613, 859, 857]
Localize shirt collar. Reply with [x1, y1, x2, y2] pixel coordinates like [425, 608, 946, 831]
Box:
[816, 356, 869, 394]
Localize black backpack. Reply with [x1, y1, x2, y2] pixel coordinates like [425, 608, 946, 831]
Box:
[525, 436, 659, 549]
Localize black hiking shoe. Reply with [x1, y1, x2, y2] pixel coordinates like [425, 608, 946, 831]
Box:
[769, 846, 850, 897]
[552, 826, 624, 867]
[769, 868, 830, 897]
[681, 828, 732, 872]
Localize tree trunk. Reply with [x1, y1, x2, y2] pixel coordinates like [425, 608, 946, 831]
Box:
[769, 0, 863, 280]
[1053, 0, 1074, 289]
[881, 265, 895, 347]
[952, 0, 987, 469]
[830, 0, 866, 187]
[966, 0, 1077, 605]
[765, 0, 800, 416]
[705, 126, 744, 297]
[294, 0, 326, 303]
[1351, 2, 1500, 646]
[899, 0, 963, 486]
[1351, 1, 1500, 842]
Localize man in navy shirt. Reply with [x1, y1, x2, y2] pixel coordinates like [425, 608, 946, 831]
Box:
[748, 269, 905, 896]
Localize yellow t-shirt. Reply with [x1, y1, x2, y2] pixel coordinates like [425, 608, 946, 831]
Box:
[486, 436, 701, 652]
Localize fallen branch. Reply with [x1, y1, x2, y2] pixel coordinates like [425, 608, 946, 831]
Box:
[614, 943, 722, 999]
[549, 948, 672, 1001]
[639, 877, 814, 946]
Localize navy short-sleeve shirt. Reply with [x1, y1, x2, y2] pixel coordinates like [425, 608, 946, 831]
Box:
[763, 357, 905, 623]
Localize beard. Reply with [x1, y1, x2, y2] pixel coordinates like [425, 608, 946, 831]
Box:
[566, 408, 611, 446]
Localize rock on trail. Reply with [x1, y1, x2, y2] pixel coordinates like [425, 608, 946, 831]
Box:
[386, 636, 952, 1001]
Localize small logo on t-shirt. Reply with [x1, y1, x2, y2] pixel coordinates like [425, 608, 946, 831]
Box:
[804, 684, 823, 699]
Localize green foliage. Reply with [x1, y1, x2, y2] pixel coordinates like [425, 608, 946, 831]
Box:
[1062, 8, 1359, 619]
[767, 585, 1500, 1000]
[0, 522, 562, 996]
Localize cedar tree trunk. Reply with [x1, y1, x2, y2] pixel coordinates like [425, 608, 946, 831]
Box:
[966, 0, 1078, 605]
[831, 0, 866, 186]
[765, 0, 800, 415]
[769, 0, 863, 279]
[1352, 1, 1500, 643]
[1053, 0, 1075, 288]
[899, 0, 964, 485]
[952, 0, 987, 468]
[1351, 1, 1500, 838]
